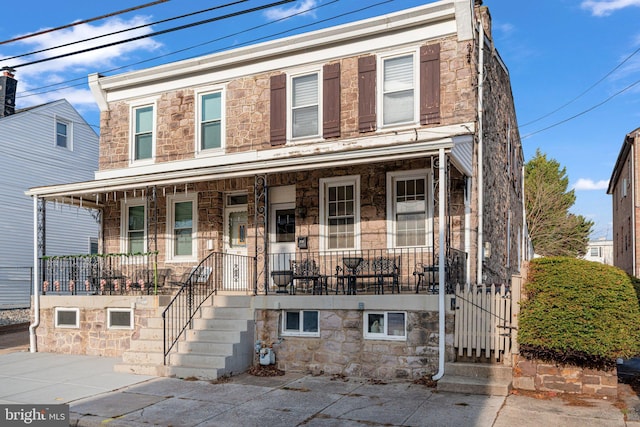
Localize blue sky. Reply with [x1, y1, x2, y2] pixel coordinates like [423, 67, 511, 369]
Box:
[1, 0, 639, 240]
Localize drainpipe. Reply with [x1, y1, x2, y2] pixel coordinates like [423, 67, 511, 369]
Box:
[476, 21, 485, 285]
[432, 147, 446, 381]
[29, 197, 40, 353]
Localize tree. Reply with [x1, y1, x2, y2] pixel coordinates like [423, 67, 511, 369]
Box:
[524, 149, 593, 257]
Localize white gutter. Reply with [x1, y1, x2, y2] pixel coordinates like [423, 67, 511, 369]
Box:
[476, 21, 485, 285]
[29, 197, 40, 353]
[432, 147, 447, 381]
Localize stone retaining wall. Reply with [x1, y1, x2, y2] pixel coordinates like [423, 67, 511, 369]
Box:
[513, 356, 618, 397]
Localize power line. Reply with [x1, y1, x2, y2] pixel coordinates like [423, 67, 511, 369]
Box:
[0, 1, 170, 46]
[10, 0, 296, 69]
[0, 0, 248, 63]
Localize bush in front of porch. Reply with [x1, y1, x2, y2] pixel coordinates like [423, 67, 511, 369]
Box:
[519, 257, 640, 370]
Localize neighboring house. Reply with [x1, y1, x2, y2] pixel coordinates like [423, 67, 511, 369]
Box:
[0, 69, 99, 308]
[27, 0, 526, 382]
[608, 128, 639, 276]
[582, 238, 613, 266]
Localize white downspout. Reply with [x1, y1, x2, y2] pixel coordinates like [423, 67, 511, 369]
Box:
[476, 21, 485, 285]
[29, 197, 40, 353]
[432, 147, 447, 381]
[464, 178, 471, 285]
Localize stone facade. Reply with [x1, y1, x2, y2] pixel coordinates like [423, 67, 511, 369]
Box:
[255, 308, 456, 380]
[513, 356, 618, 397]
[35, 296, 157, 357]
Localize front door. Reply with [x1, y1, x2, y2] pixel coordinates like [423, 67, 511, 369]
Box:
[224, 195, 248, 290]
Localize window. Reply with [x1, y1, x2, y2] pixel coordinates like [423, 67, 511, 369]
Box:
[198, 90, 224, 151]
[107, 308, 133, 329]
[387, 170, 430, 247]
[363, 312, 406, 340]
[132, 104, 154, 161]
[320, 176, 360, 250]
[589, 247, 601, 257]
[122, 200, 146, 253]
[55, 119, 70, 148]
[167, 194, 197, 260]
[275, 208, 295, 243]
[55, 307, 79, 328]
[89, 237, 99, 254]
[282, 310, 319, 336]
[380, 53, 415, 126]
[291, 72, 320, 139]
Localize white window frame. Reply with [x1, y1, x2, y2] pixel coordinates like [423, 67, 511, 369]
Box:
[319, 175, 360, 251]
[377, 49, 419, 129]
[130, 100, 157, 165]
[363, 311, 407, 341]
[54, 307, 79, 329]
[54, 117, 72, 150]
[121, 198, 147, 254]
[166, 193, 198, 262]
[281, 310, 320, 337]
[386, 169, 432, 248]
[287, 69, 322, 141]
[107, 308, 134, 330]
[195, 85, 225, 156]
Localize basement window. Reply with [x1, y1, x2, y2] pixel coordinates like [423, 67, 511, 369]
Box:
[107, 308, 134, 330]
[54, 307, 79, 328]
[282, 310, 319, 337]
[363, 311, 406, 341]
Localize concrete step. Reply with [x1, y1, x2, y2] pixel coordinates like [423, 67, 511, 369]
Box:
[129, 339, 163, 352]
[437, 375, 512, 396]
[444, 362, 513, 381]
[178, 341, 234, 355]
[169, 353, 226, 369]
[192, 318, 249, 330]
[122, 350, 164, 365]
[200, 306, 253, 320]
[166, 365, 221, 380]
[114, 363, 166, 377]
[186, 329, 241, 342]
[210, 295, 252, 308]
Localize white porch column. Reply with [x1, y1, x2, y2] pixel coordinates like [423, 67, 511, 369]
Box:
[29, 196, 41, 353]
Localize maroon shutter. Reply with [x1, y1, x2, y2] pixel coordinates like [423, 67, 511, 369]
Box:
[270, 73, 286, 145]
[323, 63, 341, 139]
[358, 56, 376, 132]
[420, 43, 441, 125]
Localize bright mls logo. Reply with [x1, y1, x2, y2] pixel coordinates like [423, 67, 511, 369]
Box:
[1, 405, 68, 426]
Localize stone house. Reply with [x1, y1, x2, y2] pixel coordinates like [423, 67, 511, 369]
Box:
[27, 0, 525, 382]
[608, 128, 640, 275]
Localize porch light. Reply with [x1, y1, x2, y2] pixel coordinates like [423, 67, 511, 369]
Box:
[296, 206, 307, 219]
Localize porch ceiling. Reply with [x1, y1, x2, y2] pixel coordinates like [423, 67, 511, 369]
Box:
[26, 129, 472, 204]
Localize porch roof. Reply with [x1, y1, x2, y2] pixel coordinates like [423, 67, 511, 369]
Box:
[25, 129, 473, 207]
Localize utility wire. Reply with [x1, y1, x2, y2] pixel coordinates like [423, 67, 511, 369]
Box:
[520, 45, 640, 129]
[0, 0, 248, 62]
[522, 77, 640, 139]
[10, 0, 295, 69]
[0, 1, 169, 46]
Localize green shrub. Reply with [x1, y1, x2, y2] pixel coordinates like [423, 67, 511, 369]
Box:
[519, 257, 640, 369]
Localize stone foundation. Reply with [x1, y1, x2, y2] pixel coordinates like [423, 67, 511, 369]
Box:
[513, 355, 618, 397]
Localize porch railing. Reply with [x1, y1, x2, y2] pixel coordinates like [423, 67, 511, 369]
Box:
[39, 252, 160, 295]
[265, 247, 467, 295]
[162, 251, 257, 365]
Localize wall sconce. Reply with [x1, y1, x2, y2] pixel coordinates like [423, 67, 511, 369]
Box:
[296, 206, 307, 219]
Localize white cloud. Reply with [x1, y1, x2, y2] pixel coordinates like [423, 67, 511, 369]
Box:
[0, 16, 162, 109]
[573, 178, 609, 190]
[264, 0, 318, 21]
[581, 0, 640, 17]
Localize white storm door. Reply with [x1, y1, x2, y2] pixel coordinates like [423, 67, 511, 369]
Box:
[270, 203, 296, 274]
[224, 206, 248, 290]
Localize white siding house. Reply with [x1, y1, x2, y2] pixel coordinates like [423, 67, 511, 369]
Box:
[0, 97, 99, 307]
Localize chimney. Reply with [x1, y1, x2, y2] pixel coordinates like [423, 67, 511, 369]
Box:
[0, 67, 17, 117]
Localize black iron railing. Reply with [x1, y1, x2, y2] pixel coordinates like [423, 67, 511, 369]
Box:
[162, 251, 256, 364]
[265, 247, 466, 295]
[39, 252, 160, 295]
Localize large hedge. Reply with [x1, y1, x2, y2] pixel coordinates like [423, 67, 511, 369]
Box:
[519, 257, 640, 369]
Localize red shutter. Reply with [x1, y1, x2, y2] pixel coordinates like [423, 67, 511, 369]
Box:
[323, 63, 341, 139]
[420, 43, 441, 125]
[270, 74, 286, 145]
[358, 56, 376, 132]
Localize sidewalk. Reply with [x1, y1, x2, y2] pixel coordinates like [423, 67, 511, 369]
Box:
[0, 331, 639, 426]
